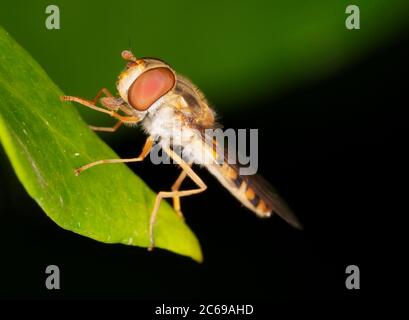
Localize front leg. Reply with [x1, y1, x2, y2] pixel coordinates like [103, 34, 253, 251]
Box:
[91, 87, 113, 103]
[61, 94, 139, 123]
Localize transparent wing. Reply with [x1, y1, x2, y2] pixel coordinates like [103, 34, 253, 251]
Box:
[201, 133, 302, 229]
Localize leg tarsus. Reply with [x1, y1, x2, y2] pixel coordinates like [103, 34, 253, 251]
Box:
[89, 120, 123, 133]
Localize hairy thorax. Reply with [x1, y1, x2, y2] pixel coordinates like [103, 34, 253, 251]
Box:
[142, 104, 213, 166]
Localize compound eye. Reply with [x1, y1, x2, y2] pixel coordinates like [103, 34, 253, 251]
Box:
[128, 67, 175, 111]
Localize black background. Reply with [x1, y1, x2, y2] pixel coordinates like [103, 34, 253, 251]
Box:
[0, 28, 407, 305]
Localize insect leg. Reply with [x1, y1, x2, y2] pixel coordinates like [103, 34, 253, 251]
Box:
[74, 136, 154, 176]
[86, 89, 128, 132]
[91, 87, 113, 104]
[171, 162, 193, 219]
[88, 121, 123, 132]
[61, 95, 139, 124]
[148, 147, 207, 251]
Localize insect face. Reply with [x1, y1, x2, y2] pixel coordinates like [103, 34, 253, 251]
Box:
[117, 51, 176, 114]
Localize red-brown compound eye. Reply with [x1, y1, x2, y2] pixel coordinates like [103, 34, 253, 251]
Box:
[128, 67, 175, 111]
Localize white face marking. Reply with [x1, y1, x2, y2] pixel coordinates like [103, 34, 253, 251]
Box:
[117, 65, 144, 104]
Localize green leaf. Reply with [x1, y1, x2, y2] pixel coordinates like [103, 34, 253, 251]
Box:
[0, 26, 202, 262]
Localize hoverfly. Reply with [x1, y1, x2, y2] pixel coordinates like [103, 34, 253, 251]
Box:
[61, 50, 302, 250]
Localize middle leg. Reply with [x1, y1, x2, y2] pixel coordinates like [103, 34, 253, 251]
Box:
[74, 136, 154, 175]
